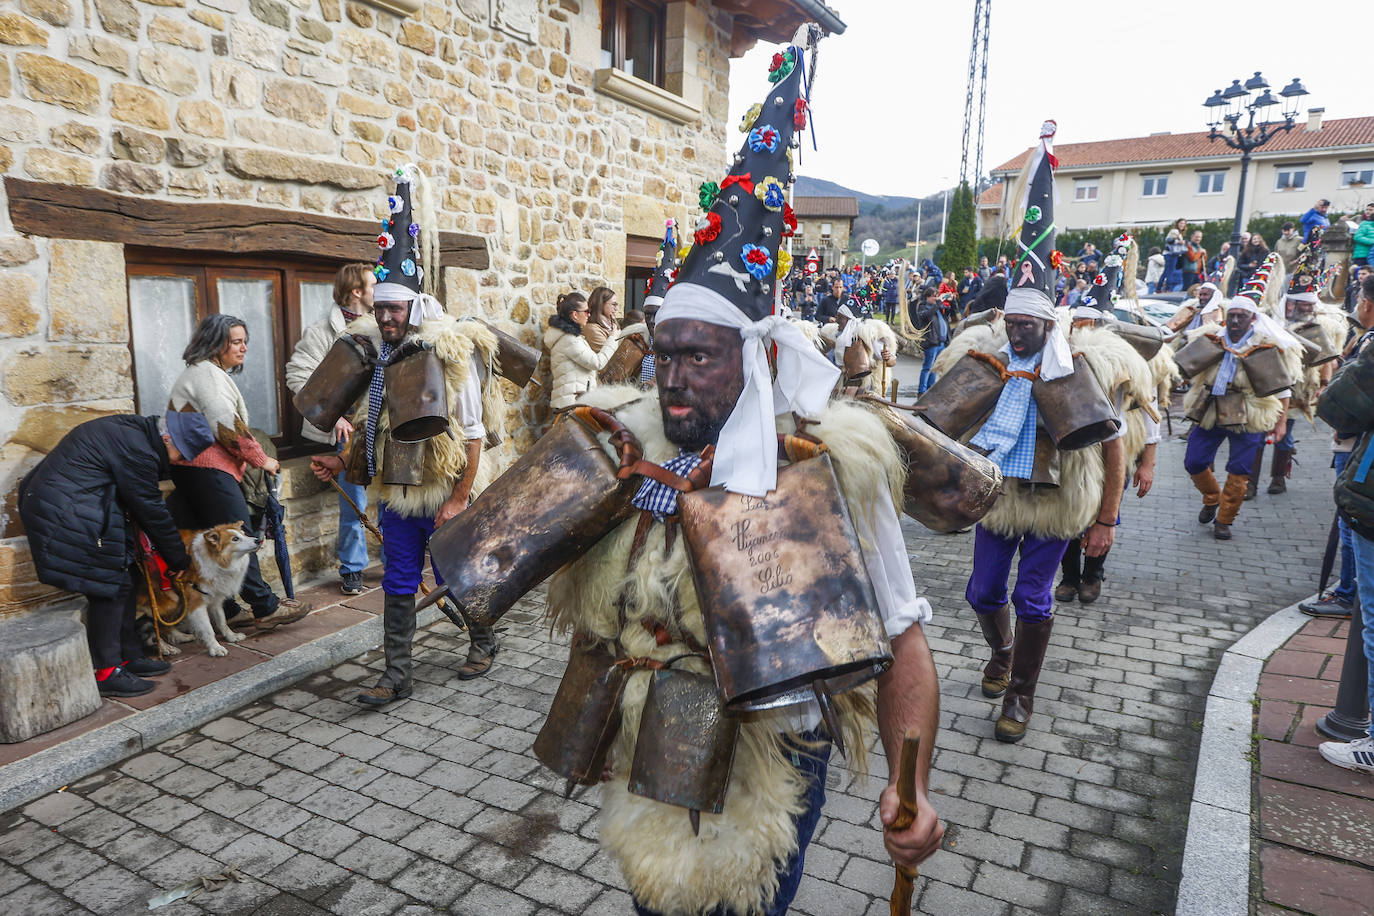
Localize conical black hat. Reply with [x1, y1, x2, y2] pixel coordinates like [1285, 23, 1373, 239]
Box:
[1009, 121, 1059, 304]
[374, 169, 422, 295]
[668, 45, 806, 321]
[1077, 232, 1132, 313]
[644, 219, 680, 307]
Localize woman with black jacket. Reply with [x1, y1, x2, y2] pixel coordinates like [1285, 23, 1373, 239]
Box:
[18, 412, 215, 697]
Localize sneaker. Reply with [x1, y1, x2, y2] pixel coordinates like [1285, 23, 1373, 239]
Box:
[1318, 735, 1374, 775]
[1299, 593, 1355, 619]
[224, 602, 253, 626]
[340, 572, 364, 596]
[97, 667, 155, 698]
[254, 599, 313, 629]
[124, 657, 172, 677]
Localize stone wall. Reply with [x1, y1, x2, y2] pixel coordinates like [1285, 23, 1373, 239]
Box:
[0, 0, 739, 615]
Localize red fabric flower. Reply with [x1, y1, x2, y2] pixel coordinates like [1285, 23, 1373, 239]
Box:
[794, 99, 808, 129]
[694, 212, 722, 246]
[1049, 250, 1064, 270]
[782, 203, 797, 237]
[745, 246, 770, 266]
[770, 52, 785, 72]
[721, 173, 754, 195]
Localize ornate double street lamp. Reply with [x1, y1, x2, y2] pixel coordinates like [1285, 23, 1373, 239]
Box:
[1203, 72, 1310, 293]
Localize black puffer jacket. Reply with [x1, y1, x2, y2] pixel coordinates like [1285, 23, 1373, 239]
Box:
[18, 415, 190, 599]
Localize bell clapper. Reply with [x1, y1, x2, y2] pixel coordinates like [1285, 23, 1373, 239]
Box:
[813, 681, 846, 759]
[563, 779, 577, 800]
[689, 809, 701, 836]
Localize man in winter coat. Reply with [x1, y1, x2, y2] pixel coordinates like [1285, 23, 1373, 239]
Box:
[284, 263, 376, 596]
[1301, 199, 1331, 242]
[18, 412, 216, 697]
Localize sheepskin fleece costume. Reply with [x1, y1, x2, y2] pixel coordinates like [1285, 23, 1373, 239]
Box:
[344, 314, 504, 518]
[546, 384, 903, 916]
[935, 320, 1154, 540]
[1181, 322, 1302, 433]
[1289, 306, 1348, 418]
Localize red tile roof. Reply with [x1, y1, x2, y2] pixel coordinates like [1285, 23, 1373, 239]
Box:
[989, 117, 1374, 174]
[792, 196, 860, 218]
[976, 183, 1003, 207]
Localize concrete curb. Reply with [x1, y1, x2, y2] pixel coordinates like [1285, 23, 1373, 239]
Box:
[1175, 596, 1313, 916]
[0, 604, 445, 815]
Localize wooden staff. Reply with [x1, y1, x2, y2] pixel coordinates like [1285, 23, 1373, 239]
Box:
[888, 728, 922, 915]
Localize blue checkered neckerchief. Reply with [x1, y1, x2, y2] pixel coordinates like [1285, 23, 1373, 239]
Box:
[1211, 326, 1254, 397]
[638, 351, 656, 388]
[365, 340, 393, 477]
[969, 348, 1042, 480]
[632, 451, 702, 520]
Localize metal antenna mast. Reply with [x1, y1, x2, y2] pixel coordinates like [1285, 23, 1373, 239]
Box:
[958, 0, 992, 190]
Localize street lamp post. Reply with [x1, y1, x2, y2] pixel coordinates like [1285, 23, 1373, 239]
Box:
[1203, 72, 1310, 295]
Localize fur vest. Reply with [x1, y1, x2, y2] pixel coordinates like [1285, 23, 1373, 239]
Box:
[1289, 307, 1348, 418]
[935, 320, 1153, 539]
[1181, 323, 1301, 433]
[546, 385, 904, 916]
[344, 314, 505, 518]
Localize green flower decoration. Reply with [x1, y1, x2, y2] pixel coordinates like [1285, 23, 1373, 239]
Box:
[1025, 205, 1042, 224]
[699, 181, 720, 211]
[767, 49, 796, 84]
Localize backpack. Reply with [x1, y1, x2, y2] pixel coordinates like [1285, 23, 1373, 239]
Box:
[1336, 432, 1374, 541]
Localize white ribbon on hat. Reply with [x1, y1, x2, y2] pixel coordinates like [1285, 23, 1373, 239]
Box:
[374, 282, 444, 326]
[1004, 287, 1074, 380]
[657, 283, 840, 497]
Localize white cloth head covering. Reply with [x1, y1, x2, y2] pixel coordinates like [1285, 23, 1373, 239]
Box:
[374, 281, 444, 327]
[657, 284, 840, 497]
[835, 304, 860, 350]
[1226, 298, 1301, 348]
[1004, 287, 1074, 380]
[1286, 290, 1318, 304]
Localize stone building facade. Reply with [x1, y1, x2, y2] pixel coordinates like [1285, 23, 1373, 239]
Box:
[791, 194, 856, 269]
[0, 0, 829, 616]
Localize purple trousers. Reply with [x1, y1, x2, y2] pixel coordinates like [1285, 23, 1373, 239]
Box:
[1184, 424, 1265, 476]
[966, 525, 1070, 623]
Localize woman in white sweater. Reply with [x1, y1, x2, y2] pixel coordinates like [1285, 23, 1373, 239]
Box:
[545, 291, 616, 410]
[167, 315, 310, 629]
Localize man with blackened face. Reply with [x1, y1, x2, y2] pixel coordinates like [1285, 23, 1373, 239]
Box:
[654, 319, 744, 452]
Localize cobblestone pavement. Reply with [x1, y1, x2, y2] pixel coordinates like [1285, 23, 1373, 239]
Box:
[0, 427, 1334, 915]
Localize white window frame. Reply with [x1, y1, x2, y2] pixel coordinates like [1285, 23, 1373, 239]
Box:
[1141, 174, 1169, 198]
[1341, 162, 1374, 188]
[1196, 171, 1227, 195]
[1073, 179, 1099, 202]
[1274, 167, 1307, 191]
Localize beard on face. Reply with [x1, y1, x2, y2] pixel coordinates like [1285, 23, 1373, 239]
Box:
[661, 391, 735, 452]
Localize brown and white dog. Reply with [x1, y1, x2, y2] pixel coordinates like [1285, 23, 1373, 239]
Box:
[137, 522, 258, 658]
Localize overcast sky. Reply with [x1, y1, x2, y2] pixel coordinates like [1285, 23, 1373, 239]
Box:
[727, 0, 1357, 200]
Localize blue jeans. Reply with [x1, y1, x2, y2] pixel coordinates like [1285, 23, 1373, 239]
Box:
[1350, 532, 1374, 738]
[633, 731, 832, 916]
[919, 344, 945, 394]
[336, 441, 371, 576]
[1335, 452, 1358, 602]
[1162, 252, 1181, 291]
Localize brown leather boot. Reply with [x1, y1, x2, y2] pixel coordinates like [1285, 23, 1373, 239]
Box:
[995, 616, 1054, 743]
[976, 605, 1013, 698]
[1191, 469, 1221, 523]
[1267, 448, 1292, 495]
[1215, 473, 1248, 539]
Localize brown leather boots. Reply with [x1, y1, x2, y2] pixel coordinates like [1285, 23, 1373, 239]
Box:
[994, 616, 1054, 743]
[977, 605, 1013, 698]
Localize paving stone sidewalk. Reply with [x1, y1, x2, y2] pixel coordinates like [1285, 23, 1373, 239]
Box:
[1253, 616, 1374, 915]
[0, 424, 1335, 915]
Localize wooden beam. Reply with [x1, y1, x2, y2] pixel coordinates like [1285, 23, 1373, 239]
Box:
[5, 178, 489, 270]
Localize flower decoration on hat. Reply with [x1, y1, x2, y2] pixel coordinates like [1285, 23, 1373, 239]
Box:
[694, 211, 722, 246]
[739, 103, 762, 133]
[1025, 205, 1042, 224]
[373, 264, 389, 280]
[748, 125, 781, 154]
[401, 259, 416, 277]
[1093, 272, 1107, 286]
[388, 195, 404, 214]
[741, 243, 773, 280]
[698, 181, 720, 211]
[775, 249, 792, 279]
[408, 223, 419, 238]
[782, 203, 797, 237]
[1049, 250, 1063, 271]
[678, 242, 692, 261]
[794, 99, 808, 130]
[768, 48, 796, 83]
[378, 231, 395, 250]
[754, 175, 786, 211]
